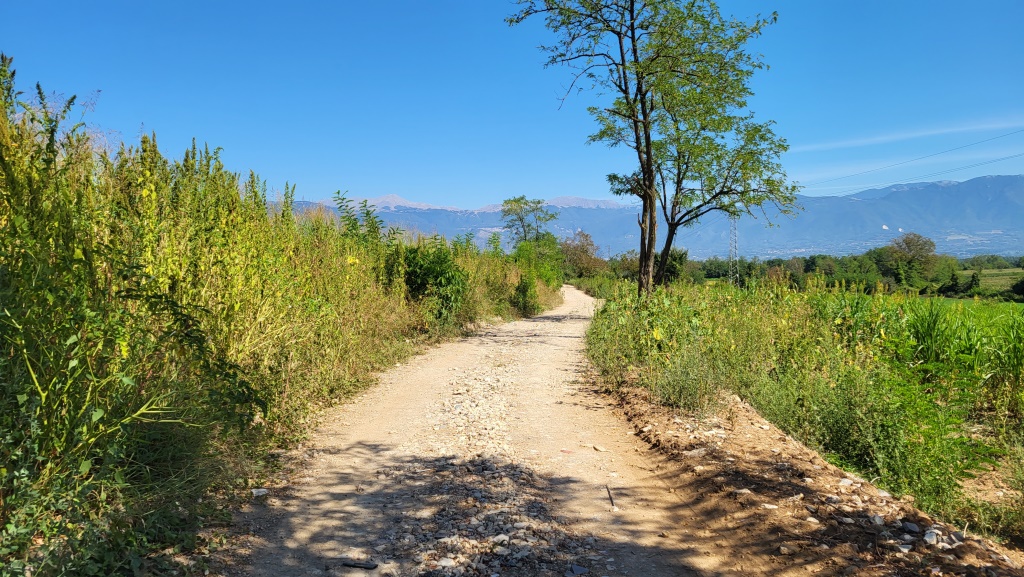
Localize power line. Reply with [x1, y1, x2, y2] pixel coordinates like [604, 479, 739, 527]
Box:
[804, 128, 1024, 187]
[828, 150, 1024, 197]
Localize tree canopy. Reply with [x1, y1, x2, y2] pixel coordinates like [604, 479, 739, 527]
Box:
[500, 195, 558, 245]
[509, 0, 797, 295]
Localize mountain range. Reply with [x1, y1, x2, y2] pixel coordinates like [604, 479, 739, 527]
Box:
[297, 175, 1024, 258]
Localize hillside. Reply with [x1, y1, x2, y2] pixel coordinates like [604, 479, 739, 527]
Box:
[303, 175, 1024, 258]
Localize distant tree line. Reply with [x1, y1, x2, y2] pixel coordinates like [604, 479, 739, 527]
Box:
[565, 230, 1024, 301]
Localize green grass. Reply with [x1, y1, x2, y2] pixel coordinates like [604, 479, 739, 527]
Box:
[586, 278, 1024, 543]
[975, 268, 1024, 291]
[0, 56, 548, 575]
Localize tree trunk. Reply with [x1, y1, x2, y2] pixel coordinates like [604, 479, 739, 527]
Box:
[637, 192, 658, 297]
[654, 222, 680, 286]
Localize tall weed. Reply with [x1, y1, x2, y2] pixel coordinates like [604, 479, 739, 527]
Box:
[587, 279, 1023, 540]
[0, 56, 535, 574]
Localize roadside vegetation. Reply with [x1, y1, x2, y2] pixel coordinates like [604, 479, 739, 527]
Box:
[578, 237, 1024, 546]
[0, 56, 561, 575]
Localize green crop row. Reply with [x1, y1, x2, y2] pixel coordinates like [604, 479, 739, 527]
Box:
[587, 278, 1024, 543]
[0, 56, 548, 575]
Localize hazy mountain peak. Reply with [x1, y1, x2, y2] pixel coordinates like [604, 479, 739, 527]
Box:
[545, 196, 628, 209]
[360, 194, 461, 211]
[845, 180, 960, 199]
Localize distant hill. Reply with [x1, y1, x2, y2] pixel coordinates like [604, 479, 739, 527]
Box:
[295, 175, 1024, 258]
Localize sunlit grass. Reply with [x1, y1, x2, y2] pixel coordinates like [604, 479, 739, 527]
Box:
[587, 278, 1024, 543]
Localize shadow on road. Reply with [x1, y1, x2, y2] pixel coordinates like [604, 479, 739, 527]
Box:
[233, 435, 933, 577]
[237, 441, 712, 576]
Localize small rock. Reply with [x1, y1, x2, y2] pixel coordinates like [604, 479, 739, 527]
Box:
[438, 558, 456, 568]
[897, 544, 913, 554]
[806, 517, 820, 524]
[733, 488, 753, 495]
[593, 445, 609, 452]
[779, 545, 795, 555]
[494, 546, 511, 556]
[924, 530, 939, 545]
[870, 515, 885, 525]
[251, 488, 269, 497]
[566, 564, 589, 576]
[902, 521, 920, 533]
[839, 517, 855, 524]
[877, 489, 892, 498]
[839, 479, 854, 487]
[762, 503, 779, 510]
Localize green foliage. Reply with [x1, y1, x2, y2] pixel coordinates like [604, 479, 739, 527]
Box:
[512, 271, 543, 316]
[560, 230, 605, 279]
[962, 254, 1014, 270]
[0, 55, 538, 574]
[654, 248, 695, 284]
[587, 279, 1024, 542]
[571, 274, 621, 300]
[512, 232, 564, 289]
[500, 195, 557, 245]
[607, 250, 640, 281]
[404, 236, 469, 331]
[698, 234, 1024, 299]
[509, 0, 792, 296]
[1012, 276, 1024, 298]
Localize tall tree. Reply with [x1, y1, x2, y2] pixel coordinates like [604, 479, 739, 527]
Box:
[560, 230, 605, 278]
[500, 195, 558, 245]
[890, 231, 937, 284]
[652, 113, 796, 285]
[509, 0, 787, 295]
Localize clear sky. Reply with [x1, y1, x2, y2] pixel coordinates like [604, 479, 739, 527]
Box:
[4, 1, 1023, 208]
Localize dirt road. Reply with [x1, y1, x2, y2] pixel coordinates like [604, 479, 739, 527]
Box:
[226, 286, 1022, 577]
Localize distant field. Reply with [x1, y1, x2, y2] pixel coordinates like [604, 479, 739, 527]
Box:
[946, 296, 1022, 314]
[972, 267, 1024, 290]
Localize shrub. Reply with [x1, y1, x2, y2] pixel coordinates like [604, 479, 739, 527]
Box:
[404, 236, 469, 331]
[512, 271, 542, 316]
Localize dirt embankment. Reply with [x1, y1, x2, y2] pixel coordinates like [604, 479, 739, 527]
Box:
[211, 286, 1022, 577]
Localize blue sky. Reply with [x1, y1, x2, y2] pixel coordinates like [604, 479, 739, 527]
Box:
[4, 1, 1023, 208]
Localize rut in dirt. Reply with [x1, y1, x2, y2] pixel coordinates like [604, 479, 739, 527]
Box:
[233, 287, 709, 577]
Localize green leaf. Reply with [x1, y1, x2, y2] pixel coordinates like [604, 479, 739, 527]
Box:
[16, 394, 27, 405]
[78, 459, 91, 475]
[120, 375, 136, 386]
[91, 408, 105, 422]
[65, 334, 79, 346]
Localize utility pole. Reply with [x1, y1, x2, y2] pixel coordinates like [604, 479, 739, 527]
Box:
[728, 215, 739, 285]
